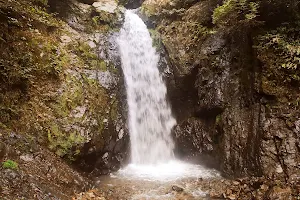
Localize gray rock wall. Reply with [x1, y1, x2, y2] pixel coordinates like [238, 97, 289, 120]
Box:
[143, 0, 300, 180]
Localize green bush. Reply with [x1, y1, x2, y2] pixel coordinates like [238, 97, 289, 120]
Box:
[2, 160, 18, 170]
[213, 0, 259, 25]
[255, 21, 300, 86]
[256, 23, 300, 70]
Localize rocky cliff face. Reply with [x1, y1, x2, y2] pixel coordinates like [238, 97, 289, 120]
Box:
[141, 0, 300, 181]
[0, 0, 130, 184]
[0, 0, 299, 198]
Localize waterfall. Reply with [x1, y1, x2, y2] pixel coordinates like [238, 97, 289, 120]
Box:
[118, 10, 176, 165]
[116, 10, 218, 181]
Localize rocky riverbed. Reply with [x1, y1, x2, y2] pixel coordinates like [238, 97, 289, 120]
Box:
[74, 175, 299, 200]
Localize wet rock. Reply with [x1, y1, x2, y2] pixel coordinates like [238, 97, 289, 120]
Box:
[97, 71, 117, 89]
[172, 185, 184, 192]
[173, 118, 219, 168]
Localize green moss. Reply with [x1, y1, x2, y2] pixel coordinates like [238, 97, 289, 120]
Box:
[52, 75, 84, 118]
[99, 61, 107, 71]
[47, 124, 85, 159]
[72, 42, 108, 71]
[91, 9, 119, 29]
[149, 29, 162, 50]
[216, 114, 222, 124]
[2, 160, 18, 170]
[141, 4, 157, 18]
[92, 16, 101, 26]
[0, 3, 68, 127]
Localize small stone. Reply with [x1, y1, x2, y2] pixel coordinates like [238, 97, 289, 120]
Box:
[275, 165, 283, 173]
[20, 154, 34, 162]
[233, 181, 240, 185]
[228, 194, 237, 200]
[260, 184, 269, 190]
[87, 192, 96, 198]
[224, 180, 231, 185]
[225, 189, 232, 195]
[102, 152, 109, 159]
[209, 190, 222, 198]
[60, 35, 72, 43]
[88, 40, 97, 49]
[118, 129, 124, 140]
[172, 185, 184, 192]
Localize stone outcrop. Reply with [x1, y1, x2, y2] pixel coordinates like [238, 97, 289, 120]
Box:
[47, 0, 129, 175]
[141, 0, 300, 181]
[0, 0, 129, 178]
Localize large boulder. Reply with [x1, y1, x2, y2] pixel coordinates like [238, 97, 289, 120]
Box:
[92, 0, 118, 13]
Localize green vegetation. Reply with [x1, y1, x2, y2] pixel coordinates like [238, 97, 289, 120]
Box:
[215, 115, 222, 124]
[2, 160, 18, 170]
[213, 0, 259, 25]
[256, 23, 300, 71]
[141, 4, 157, 18]
[52, 75, 84, 118]
[255, 21, 300, 89]
[0, 0, 120, 165]
[72, 42, 108, 71]
[149, 29, 162, 49]
[0, 0, 66, 127]
[48, 124, 85, 159]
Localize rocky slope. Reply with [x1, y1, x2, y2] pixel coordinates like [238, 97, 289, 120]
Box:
[0, 0, 130, 198]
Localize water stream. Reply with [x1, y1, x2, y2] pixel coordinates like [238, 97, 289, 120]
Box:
[118, 10, 176, 165]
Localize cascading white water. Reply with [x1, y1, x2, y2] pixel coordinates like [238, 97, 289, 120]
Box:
[117, 10, 219, 181]
[118, 10, 176, 165]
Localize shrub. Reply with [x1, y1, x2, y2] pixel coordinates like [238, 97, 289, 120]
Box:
[255, 21, 300, 85]
[213, 0, 259, 25]
[256, 22, 300, 70]
[2, 160, 18, 170]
